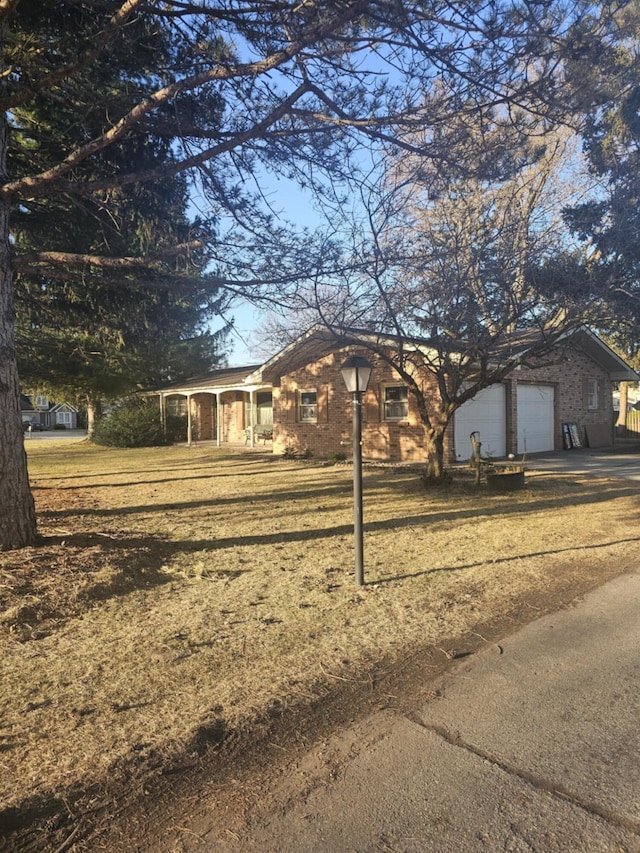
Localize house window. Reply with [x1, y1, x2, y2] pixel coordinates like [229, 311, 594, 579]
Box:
[383, 385, 409, 421]
[56, 411, 72, 426]
[256, 391, 273, 426]
[35, 395, 48, 409]
[587, 379, 598, 410]
[166, 396, 187, 417]
[299, 390, 317, 423]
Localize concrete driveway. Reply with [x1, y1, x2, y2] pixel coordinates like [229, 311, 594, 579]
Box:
[525, 443, 640, 481]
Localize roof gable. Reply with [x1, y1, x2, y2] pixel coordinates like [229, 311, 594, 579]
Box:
[50, 403, 79, 413]
[248, 324, 640, 384]
[566, 329, 639, 381]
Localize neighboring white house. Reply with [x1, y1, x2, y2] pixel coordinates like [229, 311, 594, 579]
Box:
[50, 402, 80, 429]
[613, 384, 640, 412]
[20, 394, 80, 429]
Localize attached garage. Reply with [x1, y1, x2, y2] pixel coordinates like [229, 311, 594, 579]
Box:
[517, 384, 555, 454]
[454, 384, 506, 461]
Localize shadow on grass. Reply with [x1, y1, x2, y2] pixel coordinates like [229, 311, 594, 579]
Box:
[0, 533, 184, 641]
[375, 536, 640, 585]
[31, 461, 293, 489]
[41, 489, 640, 584]
[36, 481, 356, 519]
[28, 450, 281, 485]
[21, 523, 639, 632]
[31, 461, 338, 492]
[37, 478, 640, 529]
[14, 473, 637, 627]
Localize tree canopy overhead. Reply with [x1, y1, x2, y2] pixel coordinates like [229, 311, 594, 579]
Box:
[5, 2, 627, 255]
[1, 0, 635, 549]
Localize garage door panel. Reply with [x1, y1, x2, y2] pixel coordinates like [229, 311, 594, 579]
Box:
[454, 385, 506, 461]
[517, 384, 554, 454]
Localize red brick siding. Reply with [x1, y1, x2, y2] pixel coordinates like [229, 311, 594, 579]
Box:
[507, 345, 612, 452]
[193, 393, 215, 440]
[192, 390, 248, 443]
[273, 342, 613, 462]
[273, 349, 442, 463]
[226, 392, 247, 443]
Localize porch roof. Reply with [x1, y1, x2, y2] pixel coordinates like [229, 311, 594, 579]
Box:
[150, 365, 269, 396]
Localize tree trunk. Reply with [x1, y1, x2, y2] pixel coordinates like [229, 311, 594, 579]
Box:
[86, 397, 103, 438]
[423, 426, 446, 482]
[0, 115, 37, 549]
[616, 382, 629, 435]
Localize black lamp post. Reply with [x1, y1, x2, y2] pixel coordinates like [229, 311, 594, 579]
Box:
[340, 354, 373, 586]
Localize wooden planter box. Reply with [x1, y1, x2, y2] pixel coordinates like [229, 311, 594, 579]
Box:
[485, 465, 526, 492]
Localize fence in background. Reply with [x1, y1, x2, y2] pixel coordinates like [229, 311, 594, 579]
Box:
[617, 410, 640, 437]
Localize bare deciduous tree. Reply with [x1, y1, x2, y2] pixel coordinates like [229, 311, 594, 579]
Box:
[268, 124, 600, 478]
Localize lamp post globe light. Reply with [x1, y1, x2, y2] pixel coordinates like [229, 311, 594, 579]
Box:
[340, 355, 373, 586]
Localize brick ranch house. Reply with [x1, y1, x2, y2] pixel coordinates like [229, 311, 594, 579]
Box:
[150, 326, 638, 463]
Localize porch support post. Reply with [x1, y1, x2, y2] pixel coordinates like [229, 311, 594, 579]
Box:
[249, 389, 255, 447]
[159, 393, 166, 440]
[187, 393, 193, 447]
[216, 393, 221, 447]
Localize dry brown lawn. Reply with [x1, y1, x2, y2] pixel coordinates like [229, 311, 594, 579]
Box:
[2, 439, 640, 823]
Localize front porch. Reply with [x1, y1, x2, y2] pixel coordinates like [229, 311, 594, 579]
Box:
[151, 366, 274, 449]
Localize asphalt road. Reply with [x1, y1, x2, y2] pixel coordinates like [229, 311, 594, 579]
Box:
[23, 429, 87, 441]
[212, 569, 640, 852]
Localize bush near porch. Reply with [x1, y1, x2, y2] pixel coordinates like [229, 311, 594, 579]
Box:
[92, 399, 187, 446]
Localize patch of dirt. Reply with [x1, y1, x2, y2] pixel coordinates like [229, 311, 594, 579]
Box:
[0, 532, 171, 641]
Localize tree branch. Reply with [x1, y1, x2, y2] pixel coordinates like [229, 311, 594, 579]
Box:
[15, 241, 206, 271]
[1, 0, 370, 200]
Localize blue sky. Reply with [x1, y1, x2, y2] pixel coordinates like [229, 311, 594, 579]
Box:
[211, 172, 327, 366]
[220, 302, 265, 365]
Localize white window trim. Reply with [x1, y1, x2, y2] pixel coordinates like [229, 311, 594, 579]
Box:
[382, 384, 409, 422]
[298, 389, 318, 423]
[587, 379, 598, 411]
[167, 396, 187, 417]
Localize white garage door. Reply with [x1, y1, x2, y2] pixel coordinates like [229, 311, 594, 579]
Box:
[454, 384, 506, 462]
[517, 384, 555, 454]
